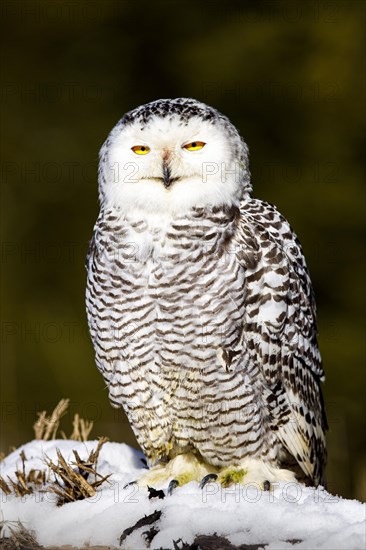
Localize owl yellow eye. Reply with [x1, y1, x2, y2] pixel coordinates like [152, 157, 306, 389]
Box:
[183, 141, 206, 151]
[131, 145, 150, 155]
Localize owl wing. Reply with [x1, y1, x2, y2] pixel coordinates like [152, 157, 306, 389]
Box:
[235, 199, 327, 485]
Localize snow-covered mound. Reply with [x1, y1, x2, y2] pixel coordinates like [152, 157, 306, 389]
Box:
[0, 440, 365, 549]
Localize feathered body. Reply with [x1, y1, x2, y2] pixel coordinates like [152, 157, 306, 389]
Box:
[86, 98, 327, 487]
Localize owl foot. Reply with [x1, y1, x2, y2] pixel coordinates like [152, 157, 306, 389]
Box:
[136, 455, 291, 493]
[198, 460, 296, 490]
[214, 459, 296, 488]
[199, 472, 272, 491]
[136, 452, 217, 490]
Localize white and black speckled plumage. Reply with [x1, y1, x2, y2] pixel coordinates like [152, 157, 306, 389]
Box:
[86, 98, 327, 486]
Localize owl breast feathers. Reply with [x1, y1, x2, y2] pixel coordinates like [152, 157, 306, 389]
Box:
[86, 98, 327, 488]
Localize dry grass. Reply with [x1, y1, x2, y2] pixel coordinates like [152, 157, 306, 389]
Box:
[44, 436, 111, 506]
[63, 413, 94, 442]
[1, 429, 110, 506]
[33, 399, 94, 442]
[33, 399, 70, 440]
[1, 399, 95, 465]
[0, 520, 42, 550]
[0, 450, 48, 498]
[0, 401, 112, 547]
[0, 399, 107, 503]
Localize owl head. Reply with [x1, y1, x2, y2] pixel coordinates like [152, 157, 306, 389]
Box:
[98, 98, 251, 214]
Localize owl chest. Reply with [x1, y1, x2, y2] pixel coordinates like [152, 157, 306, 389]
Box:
[91, 220, 248, 416]
[99, 224, 245, 347]
[117, 232, 239, 307]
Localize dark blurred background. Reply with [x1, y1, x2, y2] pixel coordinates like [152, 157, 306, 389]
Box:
[1, 0, 365, 500]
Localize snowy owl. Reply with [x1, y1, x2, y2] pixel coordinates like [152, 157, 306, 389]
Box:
[86, 98, 327, 490]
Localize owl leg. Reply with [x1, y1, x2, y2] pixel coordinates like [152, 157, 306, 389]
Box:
[136, 453, 217, 491]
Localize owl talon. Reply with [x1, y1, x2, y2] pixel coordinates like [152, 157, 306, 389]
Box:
[167, 479, 179, 495]
[199, 473, 218, 489]
[263, 480, 271, 491]
[123, 480, 137, 489]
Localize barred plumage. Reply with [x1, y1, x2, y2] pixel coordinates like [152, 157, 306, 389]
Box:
[86, 98, 327, 487]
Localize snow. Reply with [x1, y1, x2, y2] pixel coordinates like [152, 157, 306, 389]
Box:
[0, 440, 365, 549]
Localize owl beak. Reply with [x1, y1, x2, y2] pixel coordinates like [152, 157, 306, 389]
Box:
[162, 162, 172, 188]
[162, 157, 172, 189]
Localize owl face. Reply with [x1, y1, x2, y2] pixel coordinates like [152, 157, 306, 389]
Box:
[99, 98, 251, 214]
